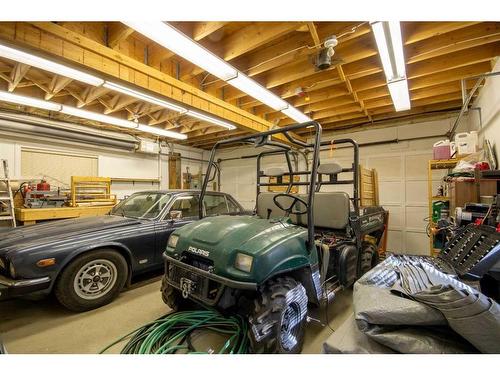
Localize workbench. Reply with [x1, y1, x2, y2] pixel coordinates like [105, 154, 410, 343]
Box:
[14, 205, 114, 225]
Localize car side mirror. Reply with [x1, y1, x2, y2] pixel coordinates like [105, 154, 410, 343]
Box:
[168, 210, 183, 221]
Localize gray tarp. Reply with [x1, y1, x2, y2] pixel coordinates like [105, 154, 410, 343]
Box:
[323, 255, 500, 354]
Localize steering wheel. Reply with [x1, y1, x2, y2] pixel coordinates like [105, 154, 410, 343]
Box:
[273, 193, 309, 217]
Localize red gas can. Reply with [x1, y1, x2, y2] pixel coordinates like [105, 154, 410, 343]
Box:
[36, 180, 50, 191]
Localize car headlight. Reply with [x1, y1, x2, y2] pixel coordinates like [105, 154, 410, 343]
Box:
[167, 234, 179, 249]
[9, 262, 16, 279]
[234, 253, 253, 273]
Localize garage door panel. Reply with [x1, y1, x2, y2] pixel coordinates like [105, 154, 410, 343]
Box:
[405, 231, 429, 256]
[406, 181, 428, 205]
[379, 181, 402, 205]
[387, 230, 403, 253]
[405, 206, 428, 231]
[405, 153, 431, 179]
[385, 206, 404, 229]
[368, 156, 402, 179]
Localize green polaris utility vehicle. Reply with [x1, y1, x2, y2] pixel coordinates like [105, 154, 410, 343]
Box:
[161, 122, 387, 353]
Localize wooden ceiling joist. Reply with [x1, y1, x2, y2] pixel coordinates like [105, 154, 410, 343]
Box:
[107, 23, 135, 49]
[180, 22, 303, 81]
[0, 21, 498, 149]
[0, 22, 303, 145]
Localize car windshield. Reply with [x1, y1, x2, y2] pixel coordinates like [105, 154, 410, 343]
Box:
[110, 192, 171, 219]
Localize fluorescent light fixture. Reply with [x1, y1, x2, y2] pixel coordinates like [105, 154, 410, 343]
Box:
[371, 21, 407, 81]
[0, 91, 62, 111]
[124, 21, 238, 81]
[371, 21, 410, 112]
[187, 110, 236, 130]
[125, 21, 314, 123]
[137, 124, 187, 140]
[388, 79, 411, 111]
[103, 81, 187, 113]
[227, 73, 289, 111]
[0, 43, 104, 86]
[371, 22, 394, 81]
[388, 22, 406, 79]
[281, 106, 312, 123]
[0, 90, 185, 140]
[61, 105, 139, 129]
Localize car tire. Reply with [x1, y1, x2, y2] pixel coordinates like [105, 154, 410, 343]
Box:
[161, 282, 196, 311]
[359, 242, 379, 277]
[248, 276, 308, 354]
[54, 249, 128, 312]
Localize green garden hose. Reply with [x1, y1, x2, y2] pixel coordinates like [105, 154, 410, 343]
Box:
[100, 309, 249, 354]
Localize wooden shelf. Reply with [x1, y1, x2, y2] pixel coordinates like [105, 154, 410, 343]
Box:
[15, 205, 114, 225]
[429, 159, 460, 170]
[428, 159, 460, 256]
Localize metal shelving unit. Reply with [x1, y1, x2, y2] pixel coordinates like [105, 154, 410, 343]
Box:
[427, 158, 460, 256]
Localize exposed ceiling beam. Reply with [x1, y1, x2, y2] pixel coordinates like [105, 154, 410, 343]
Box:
[306, 22, 321, 47]
[15, 22, 303, 144]
[180, 22, 303, 80]
[403, 22, 480, 45]
[192, 22, 228, 41]
[107, 23, 135, 49]
[45, 75, 73, 100]
[405, 22, 500, 64]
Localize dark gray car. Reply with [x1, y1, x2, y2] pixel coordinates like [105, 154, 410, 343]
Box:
[0, 190, 243, 311]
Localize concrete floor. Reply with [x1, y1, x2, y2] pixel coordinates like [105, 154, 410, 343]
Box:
[0, 274, 353, 354]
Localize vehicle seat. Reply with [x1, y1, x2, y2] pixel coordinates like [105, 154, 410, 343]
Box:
[256, 192, 350, 230]
[171, 199, 198, 217]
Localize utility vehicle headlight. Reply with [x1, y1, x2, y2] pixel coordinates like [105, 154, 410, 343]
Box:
[167, 234, 179, 249]
[234, 253, 253, 273]
[9, 262, 16, 279]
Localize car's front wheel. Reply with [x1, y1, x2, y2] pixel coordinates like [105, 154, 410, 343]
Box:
[55, 249, 128, 312]
[248, 276, 308, 354]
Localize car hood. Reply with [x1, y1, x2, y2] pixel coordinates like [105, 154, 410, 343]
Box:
[169, 215, 309, 282]
[175, 215, 305, 252]
[0, 215, 142, 258]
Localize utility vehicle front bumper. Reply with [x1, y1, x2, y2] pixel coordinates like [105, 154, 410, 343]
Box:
[0, 274, 51, 301]
[162, 254, 257, 306]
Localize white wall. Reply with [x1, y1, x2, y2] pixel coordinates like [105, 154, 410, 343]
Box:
[467, 58, 500, 159]
[0, 133, 206, 200]
[215, 116, 468, 255]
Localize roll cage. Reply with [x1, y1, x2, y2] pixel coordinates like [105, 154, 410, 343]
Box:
[200, 121, 360, 253]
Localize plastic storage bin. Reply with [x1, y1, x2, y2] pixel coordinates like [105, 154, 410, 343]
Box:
[455, 131, 478, 155]
[433, 140, 454, 160]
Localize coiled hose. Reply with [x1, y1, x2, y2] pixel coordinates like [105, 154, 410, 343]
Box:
[100, 309, 249, 354]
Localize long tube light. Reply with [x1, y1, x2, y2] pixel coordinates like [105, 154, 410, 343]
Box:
[187, 110, 236, 130]
[281, 106, 312, 123]
[0, 42, 237, 130]
[387, 79, 411, 112]
[126, 21, 314, 123]
[228, 74, 289, 111]
[60, 105, 139, 130]
[124, 21, 238, 81]
[0, 90, 187, 140]
[103, 81, 187, 113]
[371, 21, 411, 112]
[0, 91, 62, 112]
[0, 43, 104, 86]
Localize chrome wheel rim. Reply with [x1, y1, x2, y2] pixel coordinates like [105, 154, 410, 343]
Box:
[73, 259, 117, 300]
[279, 302, 302, 351]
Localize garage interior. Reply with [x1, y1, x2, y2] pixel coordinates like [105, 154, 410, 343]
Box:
[0, 19, 500, 355]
